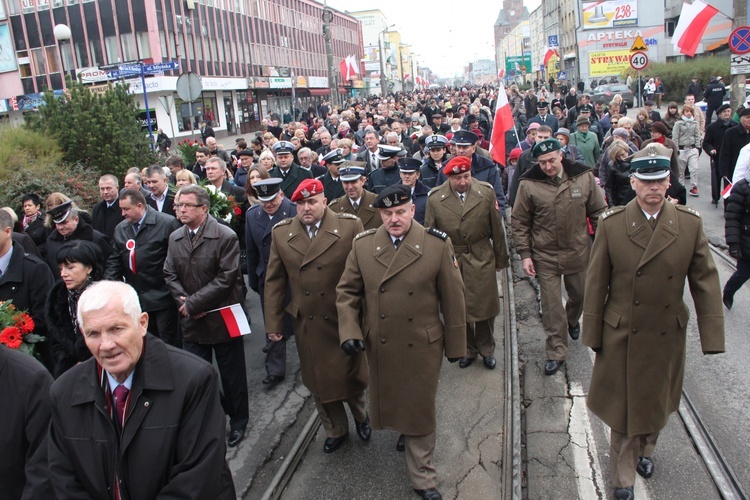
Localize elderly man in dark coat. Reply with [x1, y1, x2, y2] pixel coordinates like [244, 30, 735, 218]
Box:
[164, 185, 249, 448]
[0, 345, 54, 500]
[92, 174, 125, 241]
[264, 179, 369, 454]
[583, 147, 724, 500]
[426, 156, 509, 370]
[48, 281, 236, 499]
[337, 185, 466, 500]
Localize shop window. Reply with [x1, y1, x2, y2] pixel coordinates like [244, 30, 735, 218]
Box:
[202, 92, 218, 127]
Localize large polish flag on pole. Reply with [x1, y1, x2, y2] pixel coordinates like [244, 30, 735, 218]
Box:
[489, 84, 514, 167]
[672, 0, 719, 57]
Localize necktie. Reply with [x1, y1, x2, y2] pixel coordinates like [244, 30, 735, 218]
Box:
[394, 238, 401, 250]
[459, 193, 465, 204]
[189, 230, 196, 241]
[309, 225, 318, 240]
[649, 217, 657, 229]
[113, 384, 129, 426]
[351, 201, 359, 212]
[133, 222, 140, 234]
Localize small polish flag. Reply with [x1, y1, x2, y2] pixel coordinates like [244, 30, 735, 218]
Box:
[721, 179, 733, 199]
[489, 83, 514, 167]
[208, 304, 252, 338]
[672, 0, 719, 57]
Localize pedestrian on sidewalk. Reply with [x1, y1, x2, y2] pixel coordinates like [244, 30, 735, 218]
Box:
[583, 145, 724, 500]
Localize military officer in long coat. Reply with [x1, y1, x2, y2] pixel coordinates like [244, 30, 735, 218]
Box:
[264, 178, 370, 454]
[317, 148, 347, 201]
[583, 144, 725, 500]
[245, 178, 296, 387]
[337, 185, 466, 500]
[425, 155, 509, 370]
[269, 141, 313, 198]
[328, 165, 383, 231]
[398, 158, 430, 225]
[511, 138, 607, 376]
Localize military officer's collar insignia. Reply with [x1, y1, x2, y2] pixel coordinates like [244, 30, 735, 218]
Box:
[301, 189, 309, 197]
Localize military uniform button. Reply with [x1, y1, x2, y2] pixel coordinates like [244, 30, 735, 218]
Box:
[317, 266, 322, 270]
[305, 291, 310, 296]
[301, 266, 306, 271]
[380, 314, 385, 319]
[408, 317, 413, 321]
[380, 288, 385, 293]
[636, 271, 642, 276]
[632, 328, 638, 334]
[381, 338, 386, 344]
[308, 315, 314, 320]
[634, 300, 640, 306]
[408, 291, 414, 295]
[320, 292, 325, 296]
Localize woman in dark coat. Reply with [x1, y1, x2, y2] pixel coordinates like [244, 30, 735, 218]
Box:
[722, 174, 750, 309]
[44, 240, 103, 378]
[604, 142, 634, 207]
[21, 193, 48, 252]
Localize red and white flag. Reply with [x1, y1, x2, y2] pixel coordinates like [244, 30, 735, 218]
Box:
[339, 58, 353, 81]
[672, 0, 719, 57]
[721, 178, 733, 199]
[346, 55, 360, 76]
[498, 68, 505, 79]
[543, 46, 559, 66]
[209, 304, 252, 338]
[489, 84, 514, 167]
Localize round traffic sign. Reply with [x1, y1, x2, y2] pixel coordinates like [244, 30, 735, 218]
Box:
[730, 26, 750, 55]
[630, 51, 649, 71]
[176, 72, 203, 102]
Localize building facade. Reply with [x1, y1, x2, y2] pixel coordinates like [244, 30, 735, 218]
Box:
[0, 0, 364, 136]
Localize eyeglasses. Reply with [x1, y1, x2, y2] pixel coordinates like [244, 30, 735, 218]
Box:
[175, 203, 205, 209]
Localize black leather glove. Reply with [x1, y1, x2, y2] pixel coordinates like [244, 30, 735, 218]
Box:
[729, 249, 742, 260]
[341, 339, 365, 356]
[447, 357, 460, 363]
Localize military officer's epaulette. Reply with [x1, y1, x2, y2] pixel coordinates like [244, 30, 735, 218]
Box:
[426, 227, 448, 240]
[355, 228, 377, 240]
[676, 205, 701, 218]
[337, 212, 358, 219]
[273, 218, 294, 228]
[599, 206, 625, 220]
[477, 180, 494, 190]
[428, 187, 442, 197]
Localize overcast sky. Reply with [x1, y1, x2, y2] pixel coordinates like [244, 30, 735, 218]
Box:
[319, 0, 543, 78]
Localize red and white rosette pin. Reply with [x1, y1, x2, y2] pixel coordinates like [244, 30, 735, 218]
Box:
[126, 239, 136, 273]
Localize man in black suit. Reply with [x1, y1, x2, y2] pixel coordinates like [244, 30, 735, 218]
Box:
[317, 149, 347, 201]
[205, 157, 246, 202]
[92, 174, 124, 241]
[269, 141, 313, 198]
[144, 165, 176, 217]
[356, 129, 382, 174]
[297, 147, 327, 177]
[200, 120, 215, 143]
[528, 101, 560, 133]
[192, 147, 210, 181]
[644, 100, 662, 122]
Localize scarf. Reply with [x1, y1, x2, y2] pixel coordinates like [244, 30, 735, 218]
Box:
[67, 279, 92, 333]
[187, 217, 209, 252]
[22, 211, 40, 230]
[654, 135, 666, 144]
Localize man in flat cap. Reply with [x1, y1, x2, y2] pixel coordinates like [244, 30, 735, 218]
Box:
[45, 201, 112, 279]
[270, 140, 313, 198]
[337, 184, 466, 500]
[583, 144, 724, 500]
[511, 138, 606, 376]
[528, 101, 559, 133]
[702, 104, 733, 205]
[399, 158, 430, 225]
[318, 148, 347, 201]
[264, 178, 370, 454]
[246, 178, 296, 387]
[425, 155, 509, 371]
[328, 165, 382, 230]
[435, 130, 507, 213]
[420, 135, 450, 188]
[366, 144, 402, 194]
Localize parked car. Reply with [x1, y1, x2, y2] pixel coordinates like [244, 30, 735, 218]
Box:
[591, 83, 635, 108]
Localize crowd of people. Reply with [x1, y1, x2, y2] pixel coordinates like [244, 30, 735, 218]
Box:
[0, 80, 743, 500]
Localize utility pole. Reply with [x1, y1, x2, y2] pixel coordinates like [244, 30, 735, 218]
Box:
[379, 28, 388, 96]
[731, 0, 747, 112]
[322, 5, 338, 109]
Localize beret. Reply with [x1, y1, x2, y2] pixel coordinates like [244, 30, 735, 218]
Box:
[532, 138, 563, 158]
[442, 155, 472, 175]
[373, 184, 412, 208]
[290, 178, 324, 202]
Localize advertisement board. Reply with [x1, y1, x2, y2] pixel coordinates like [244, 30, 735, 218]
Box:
[582, 0, 638, 30]
[505, 54, 532, 76]
[588, 50, 632, 76]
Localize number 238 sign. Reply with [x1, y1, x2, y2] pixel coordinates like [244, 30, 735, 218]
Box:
[630, 52, 648, 70]
[582, 0, 638, 30]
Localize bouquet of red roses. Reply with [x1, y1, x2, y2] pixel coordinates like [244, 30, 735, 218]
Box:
[0, 300, 43, 358]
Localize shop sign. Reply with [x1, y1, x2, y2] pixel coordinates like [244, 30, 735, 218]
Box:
[296, 76, 308, 88]
[76, 67, 110, 83]
[308, 76, 329, 88]
[269, 77, 291, 89]
[582, 0, 638, 30]
[589, 49, 631, 76]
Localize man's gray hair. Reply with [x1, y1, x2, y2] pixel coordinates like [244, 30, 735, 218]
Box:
[145, 165, 167, 179]
[176, 185, 210, 207]
[206, 157, 227, 170]
[99, 174, 119, 187]
[0, 208, 13, 230]
[78, 281, 142, 333]
[298, 147, 312, 156]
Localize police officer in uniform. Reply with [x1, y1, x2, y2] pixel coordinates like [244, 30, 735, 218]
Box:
[245, 178, 296, 387]
[583, 145, 724, 500]
[366, 145, 402, 194]
[425, 156, 510, 370]
[318, 149, 347, 201]
[337, 184, 466, 500]
[328, 165, 383, 231]
[419, 135, 450, 188]
[264, 179, 370, 454]
[269, 141, 313, 198]
[511, 138, 607, 375]
[398, 158, 430, 225]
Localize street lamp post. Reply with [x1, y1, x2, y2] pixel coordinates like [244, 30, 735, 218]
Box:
[54, 24, 72, 89]
[322, 6, 338, 109]
[379, 25, 394, 97]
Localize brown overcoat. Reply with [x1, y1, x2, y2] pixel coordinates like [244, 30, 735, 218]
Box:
[264, 208, 368, 403]
[328, 189, 383, 231]
[583, 201, 725, 435]
[424, 178, 509, 322]
[336, 222, 466, 435]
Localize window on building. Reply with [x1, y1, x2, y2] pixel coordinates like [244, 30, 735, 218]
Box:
[136, 32, 151, 59]
[31, 47, 46, 75]
[7, 0, 20, 15]
[159, 30, 169, 58]
[104, 36, 119, 62]
[89, 39, 103, 66]
[202, 91, 218, 127]
[17, 51, 31, 77]
[45, 45, 60, 73]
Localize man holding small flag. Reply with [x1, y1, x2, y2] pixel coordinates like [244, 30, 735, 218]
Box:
[164, 185, 250, 448]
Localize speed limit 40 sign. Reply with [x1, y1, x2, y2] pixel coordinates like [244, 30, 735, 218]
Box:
[630, 51, 649, 71]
